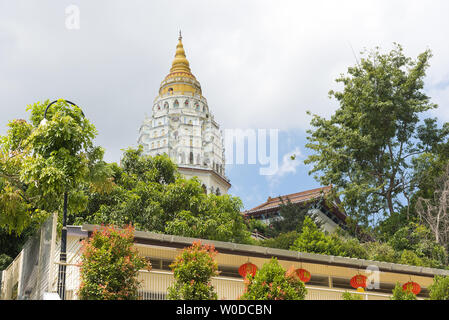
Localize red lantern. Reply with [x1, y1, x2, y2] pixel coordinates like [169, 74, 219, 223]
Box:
[350, 275, 367, 289]
[295, 268, 311, 283]
[402, 282, 421, 295]
[239, 262, 258, 278]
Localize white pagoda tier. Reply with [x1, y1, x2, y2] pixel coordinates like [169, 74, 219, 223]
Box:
[138, 33, 231, 195]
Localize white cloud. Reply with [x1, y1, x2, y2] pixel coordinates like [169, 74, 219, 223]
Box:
[266, 147, 302, 187]
[1, 0, 448, 164]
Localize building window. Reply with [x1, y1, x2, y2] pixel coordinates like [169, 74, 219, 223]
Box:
[185, 100, 189, 107]
[189, 152, 194, 164]
[174, 100, 179, 108]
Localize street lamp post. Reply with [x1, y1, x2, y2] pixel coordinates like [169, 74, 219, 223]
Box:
[42, 99, 83, 300]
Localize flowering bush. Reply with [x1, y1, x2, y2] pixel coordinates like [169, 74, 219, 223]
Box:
[239, 258, 307, 300]
[168, 241, 219, 300]
[77, 225, 151, 300]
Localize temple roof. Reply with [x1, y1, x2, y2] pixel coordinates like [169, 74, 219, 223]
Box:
[159, 32, 202, 96]
[243, 185, 346, 223]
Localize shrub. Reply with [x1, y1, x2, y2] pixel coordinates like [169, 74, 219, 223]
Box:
[239, 258, 307, 300]
[290, 216, 344, 256]
[429, 276, 449, 300]
[342, 291, 363, 300]
[390, 282, 417, 300]
[363, 242, 397, 263]
[168, 241, 219, 300]
[78, 225, 151, 300]
[259, 231, 300, 250]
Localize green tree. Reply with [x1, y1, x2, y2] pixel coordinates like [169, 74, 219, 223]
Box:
[75, 147, 251, 244]
[290, 216, 344, 256]
[305, 44, 448, 227]
[388, 223, 447, 268]
[363, 241, 397, 263]
[78, 225, 151, 300]
[239, 258, 307, 300]
[416, 164, 449, 261]
[428, 276, 449, 300]
[0, 100, 112, 234]
[265, 197, 316, 238]
[168, 241, 219, 300]
[391, 282, 417, 300]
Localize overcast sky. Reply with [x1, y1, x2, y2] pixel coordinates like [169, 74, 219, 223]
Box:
[1, 0, 449, 209]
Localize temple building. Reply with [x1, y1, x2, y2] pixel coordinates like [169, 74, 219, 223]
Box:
[137, 33, 230, 195]
[243, 186, 347, 234]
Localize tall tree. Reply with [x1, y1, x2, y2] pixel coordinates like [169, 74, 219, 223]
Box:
[0, 100, 112, 234]
[74, 147, 252, 244]
[305, 44, 448, 226]
[416, 164, 449, 256]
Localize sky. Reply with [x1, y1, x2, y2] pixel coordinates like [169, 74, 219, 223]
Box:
[1, 0, 449, 210]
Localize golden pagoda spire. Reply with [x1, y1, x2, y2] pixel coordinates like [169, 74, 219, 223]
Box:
[170, 30, 191, 74]
[159, 32, 202, 96]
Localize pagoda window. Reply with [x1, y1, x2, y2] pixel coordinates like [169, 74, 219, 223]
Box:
[174, 100, 179, 108]
[164, 102, 169, 109]
[189, 152, 194, 164]
[185, 100, 189, 107]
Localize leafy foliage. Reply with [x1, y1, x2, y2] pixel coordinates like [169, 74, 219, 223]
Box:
[168, 241, 219, 300]
[0, 253, 12, 270]
[428, 276, 449, 300]
[305, 44, 448, 227]
[390, 282, 417, 300]
[239, 258, 307, 300]
[0, 100, 112, 234]
[388, 223, 447, 268]
[78, 225, 151, 300]
[342, 291, 363, 300]
[75, 147, 251, 244]
[290, 216, 367, 259]
[259, 231, 300, 250]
